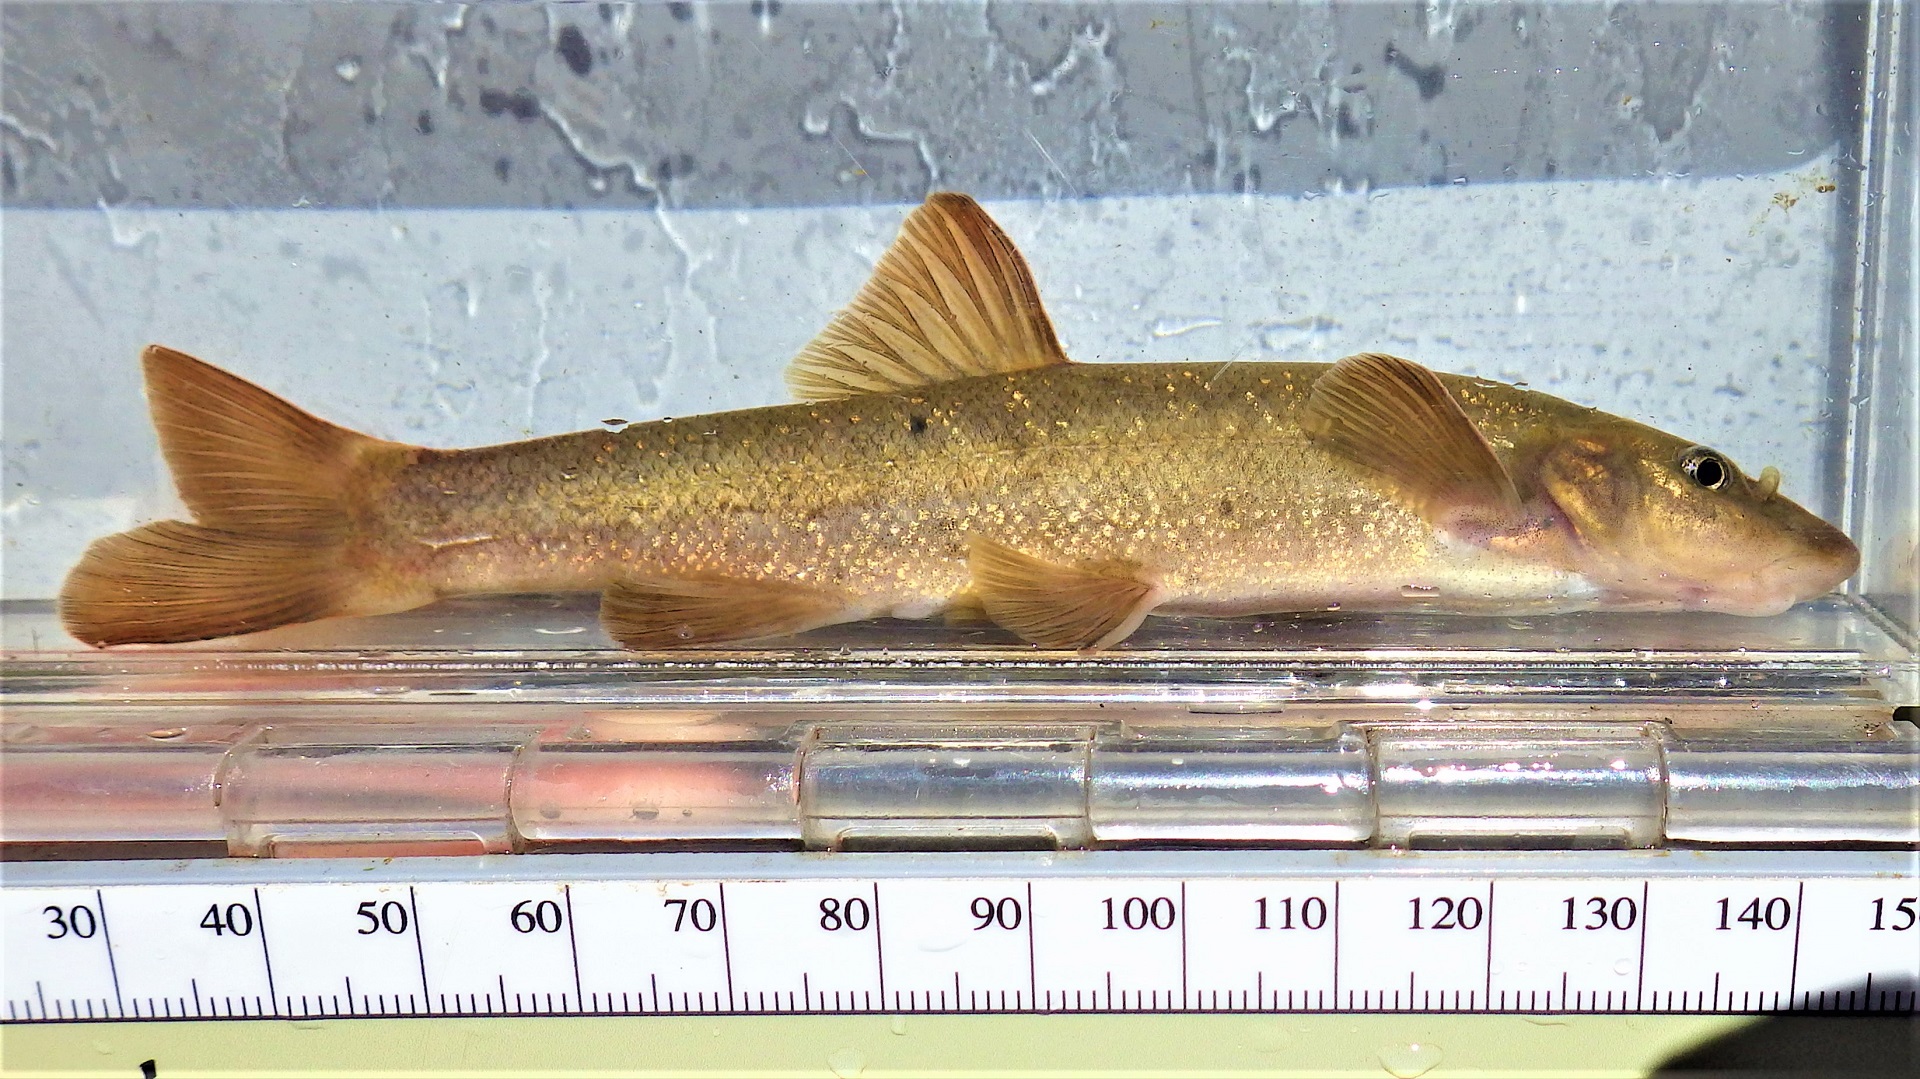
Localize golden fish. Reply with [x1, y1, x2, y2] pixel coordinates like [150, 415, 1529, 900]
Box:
[61, 194, 1858, 651]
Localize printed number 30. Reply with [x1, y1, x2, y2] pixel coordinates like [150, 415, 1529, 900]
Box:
[43, 905, 99, 940]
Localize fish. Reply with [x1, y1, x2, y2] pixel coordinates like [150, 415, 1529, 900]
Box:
[59, 193, 1859, 651]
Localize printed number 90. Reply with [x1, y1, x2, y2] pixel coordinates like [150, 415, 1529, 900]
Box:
[971, 896, 1022, 930]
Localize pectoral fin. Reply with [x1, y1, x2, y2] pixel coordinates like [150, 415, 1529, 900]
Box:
[1301, 352, 1524, 533]
[966, 537, 1162, 650]
[601, 575, 851, 649]
[786, 193, 1072, 401]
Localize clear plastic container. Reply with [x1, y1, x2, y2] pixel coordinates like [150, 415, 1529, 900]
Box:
[3, 1, 1915, 856]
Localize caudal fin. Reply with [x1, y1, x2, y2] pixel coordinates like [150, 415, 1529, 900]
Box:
[59, 346, 420, 646]
[62, 522, 360, 646]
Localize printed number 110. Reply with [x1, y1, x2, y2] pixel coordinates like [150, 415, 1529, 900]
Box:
[1254, 897, 1327, 930]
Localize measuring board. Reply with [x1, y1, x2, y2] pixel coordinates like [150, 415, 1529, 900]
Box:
[5, 850, 1915, 1022]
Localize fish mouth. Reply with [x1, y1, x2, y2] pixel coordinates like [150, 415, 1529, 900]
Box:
[1601, 544, 1861, 616]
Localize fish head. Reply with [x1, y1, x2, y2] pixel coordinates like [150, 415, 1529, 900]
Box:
[1536, 425, 1858, 614]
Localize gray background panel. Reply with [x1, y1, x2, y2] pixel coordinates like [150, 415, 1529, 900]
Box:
[3, 2, 1859, 211]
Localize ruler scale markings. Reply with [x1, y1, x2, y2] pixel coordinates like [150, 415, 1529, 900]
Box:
[93, 890, 125, 1016]
[1331, 880, 1342, 1003]
[407, 887, 429, 1001]
[1024, 882, 1038, 1005]
[716, 883, 736, 1010]
[250, 888, 278, 1015]
[1787, 880, 1805, 1002]
[1178, 881, 1189, 1008]
[870, 882, 885, 1003]
[561, 885, 584, 1012]
[4, 872, 1916, 1022]
[1636, 880, 1650, 1009]
[1482, 881, 1494, 1004]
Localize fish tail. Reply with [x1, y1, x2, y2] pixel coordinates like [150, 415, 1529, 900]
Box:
[60, 346, 424, 646]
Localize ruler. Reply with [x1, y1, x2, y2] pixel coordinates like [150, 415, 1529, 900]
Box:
[6, 851, 1915, 1022]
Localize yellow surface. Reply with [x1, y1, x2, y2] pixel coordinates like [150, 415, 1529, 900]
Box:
[1, 1013, 1753, 1077]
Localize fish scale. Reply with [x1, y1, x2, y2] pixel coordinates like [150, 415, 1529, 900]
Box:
[379, 363, 1600, 618]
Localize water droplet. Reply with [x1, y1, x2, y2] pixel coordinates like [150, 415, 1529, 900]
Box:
[826, 1047, 866, 1077]
[1378, 1042, 1444, 1078]
[334, 56, 363, 82]
[1258, 316, 1336, 353]
[1400, 584, 1441, 599]
[888, 1015, 908, 1035]
[1614, 957, 1634, 975]
[146, 728, 187, 740]
[1150, 315, 1223, 339]
[99, 203, 160, 249]
[1325, 602, 1342, 611]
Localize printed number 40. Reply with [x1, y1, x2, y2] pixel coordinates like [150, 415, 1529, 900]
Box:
[199, 903, 255, 937]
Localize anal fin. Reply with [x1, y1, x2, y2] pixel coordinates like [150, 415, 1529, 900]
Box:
[967, 538, 1162, 650]
[601, 575, 852, 649]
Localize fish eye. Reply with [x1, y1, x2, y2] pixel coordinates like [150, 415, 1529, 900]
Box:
[1680, 448, 1730, 490]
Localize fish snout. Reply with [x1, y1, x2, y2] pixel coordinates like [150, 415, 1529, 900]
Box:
[1744, 517, 1860, 613]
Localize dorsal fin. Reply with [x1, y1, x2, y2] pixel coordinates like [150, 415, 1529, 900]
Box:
[786, 193, 1072, 401]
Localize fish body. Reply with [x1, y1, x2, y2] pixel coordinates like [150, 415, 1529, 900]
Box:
[385, 363, 1585, 618]
[61, 195, 1859, 650]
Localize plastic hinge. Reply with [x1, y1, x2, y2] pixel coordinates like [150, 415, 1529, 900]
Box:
[2, 710, 1913, 855]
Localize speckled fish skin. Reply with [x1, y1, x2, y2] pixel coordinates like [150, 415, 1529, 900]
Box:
[361, 359, 1850, 624]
